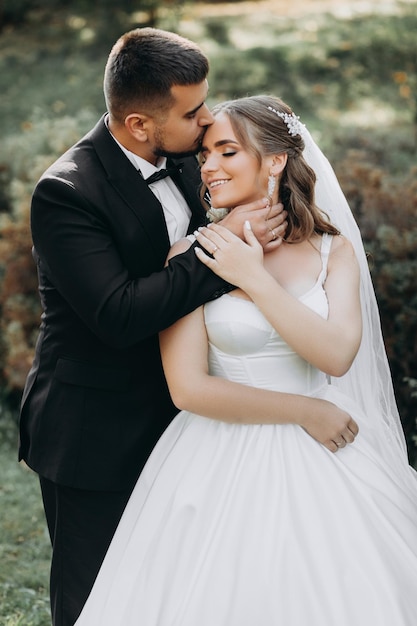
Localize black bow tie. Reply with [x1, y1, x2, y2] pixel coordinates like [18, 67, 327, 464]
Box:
[145, 163, 183, 185]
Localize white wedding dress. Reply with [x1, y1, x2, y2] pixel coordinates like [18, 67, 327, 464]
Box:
[76, 235, 417, 626]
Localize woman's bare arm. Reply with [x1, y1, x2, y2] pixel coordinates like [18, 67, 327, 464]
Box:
[194, 223, 362, 377]
[159, 298, 358, 453]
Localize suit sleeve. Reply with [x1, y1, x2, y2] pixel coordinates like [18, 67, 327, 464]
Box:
[31, 176, 230, 349]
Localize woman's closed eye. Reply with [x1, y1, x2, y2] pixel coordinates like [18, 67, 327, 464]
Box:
[199, 150, 237, 164]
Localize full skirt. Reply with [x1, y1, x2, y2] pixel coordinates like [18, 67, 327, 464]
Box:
[75, 386, 417, 626]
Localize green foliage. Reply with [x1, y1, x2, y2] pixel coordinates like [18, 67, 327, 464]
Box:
[0, 2, 193, 137]
[199, 6, 416, 145]
[0, 111, 97, 404]
[0, 1, 165, 27]
[330, 138, 417, 462]
[0, 410, 51, 625]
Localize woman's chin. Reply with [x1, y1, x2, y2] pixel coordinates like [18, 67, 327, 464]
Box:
[211, 198, 236, 210]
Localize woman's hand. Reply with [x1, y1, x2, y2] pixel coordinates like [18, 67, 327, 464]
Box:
[194, 220, 266, 289]
[300, 399, 359, 453]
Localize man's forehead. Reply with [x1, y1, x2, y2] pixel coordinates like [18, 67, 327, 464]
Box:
[170, 81, 209, 112]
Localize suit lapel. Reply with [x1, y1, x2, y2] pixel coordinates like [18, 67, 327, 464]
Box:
[90, 116, 206, 262]
[91, 117, 170, 265]
[168, 157, 207, 233]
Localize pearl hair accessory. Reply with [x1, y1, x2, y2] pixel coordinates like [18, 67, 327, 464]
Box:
[267, 106, 306, 137]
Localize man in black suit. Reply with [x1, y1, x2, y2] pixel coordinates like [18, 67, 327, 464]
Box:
[19, 28, 287, 625]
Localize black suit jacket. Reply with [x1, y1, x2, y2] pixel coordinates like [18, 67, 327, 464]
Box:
[19, 115, 228, 491]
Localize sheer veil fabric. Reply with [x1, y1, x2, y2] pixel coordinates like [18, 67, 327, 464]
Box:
[302, 129, 412, 473]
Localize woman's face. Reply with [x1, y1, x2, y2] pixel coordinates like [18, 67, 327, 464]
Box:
[200, 113, 267, 209]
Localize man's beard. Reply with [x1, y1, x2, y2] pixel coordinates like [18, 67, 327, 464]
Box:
[154, 145, 201, 159]
[153, 128, 205, 159]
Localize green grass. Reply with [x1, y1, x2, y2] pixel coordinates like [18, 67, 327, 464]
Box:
[0, 419, 51, 626]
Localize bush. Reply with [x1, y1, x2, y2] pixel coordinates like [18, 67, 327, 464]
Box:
[332, 138, 417, 464]
[0, 111, 96, 403]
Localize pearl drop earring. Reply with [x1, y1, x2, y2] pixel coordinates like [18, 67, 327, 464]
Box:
[267, 174, 276, 206]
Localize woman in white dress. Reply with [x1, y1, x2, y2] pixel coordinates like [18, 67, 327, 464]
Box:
[75, 95, 417, 626]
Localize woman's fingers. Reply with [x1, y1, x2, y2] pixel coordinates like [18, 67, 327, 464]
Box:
[193, 224, 233, 256]
[194, 230, 222, 256]
[242, 220, 259, 244]
[349, 420, 359, 436]
[201, 223, 236, 242]
[194, 246, 216, 268]
[329, 419, 359, 452]
[303, 405, 359, 454]
[326, 440, 340, 453]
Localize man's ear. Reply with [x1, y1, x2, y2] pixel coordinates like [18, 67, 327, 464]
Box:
[270, 153, 288, 175]
[124, 113, 151, 142]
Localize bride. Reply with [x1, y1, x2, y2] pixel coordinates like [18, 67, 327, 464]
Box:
[75, 95, 417, 625]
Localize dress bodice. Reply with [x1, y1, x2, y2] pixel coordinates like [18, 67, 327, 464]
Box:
[204, 234, 332, 396]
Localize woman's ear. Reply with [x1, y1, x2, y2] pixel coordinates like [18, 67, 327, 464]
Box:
[124, 113, 150, 143]
[270, 153, 288, 175]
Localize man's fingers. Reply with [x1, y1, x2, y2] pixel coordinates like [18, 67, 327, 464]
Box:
[265, 202, 286, 221]
[233, 197, 270, 215]
[263, 237, 284, 253]
[266, 214, 287, 233]
[265, 205, 288, 247]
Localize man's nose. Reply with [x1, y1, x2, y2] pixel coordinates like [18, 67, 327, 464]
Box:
[198, 104, 214, 127]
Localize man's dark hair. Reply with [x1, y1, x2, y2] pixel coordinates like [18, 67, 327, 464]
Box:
[104, 27, 209, 122]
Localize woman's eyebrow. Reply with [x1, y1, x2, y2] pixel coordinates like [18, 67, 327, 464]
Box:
[200, 139, 239, 151]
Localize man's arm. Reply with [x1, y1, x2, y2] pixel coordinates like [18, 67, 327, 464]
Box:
[32, 177, 229, 349]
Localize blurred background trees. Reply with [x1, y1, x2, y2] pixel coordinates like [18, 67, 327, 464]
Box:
[0, 0, 416, 464]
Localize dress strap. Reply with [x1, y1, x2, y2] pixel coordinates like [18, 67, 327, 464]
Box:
[319, 233, 333, 281]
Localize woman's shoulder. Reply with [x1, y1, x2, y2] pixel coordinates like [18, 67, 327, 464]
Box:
[327, 234, 359, 276]
[166, 235, 195, 262]
[329, 233, 356, 257]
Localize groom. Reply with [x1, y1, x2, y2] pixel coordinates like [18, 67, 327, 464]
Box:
[19, 27, 286, 626]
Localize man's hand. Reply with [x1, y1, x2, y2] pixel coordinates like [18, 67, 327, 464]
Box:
[218, 198, 287, 251]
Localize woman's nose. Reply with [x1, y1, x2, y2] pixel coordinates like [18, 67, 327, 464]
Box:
[201, 155, 216, 173]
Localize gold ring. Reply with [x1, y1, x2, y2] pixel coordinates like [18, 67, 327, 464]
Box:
[271, 229, 277, 241]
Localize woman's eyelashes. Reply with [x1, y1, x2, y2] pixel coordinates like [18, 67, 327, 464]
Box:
[200, 150, 237, 164]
